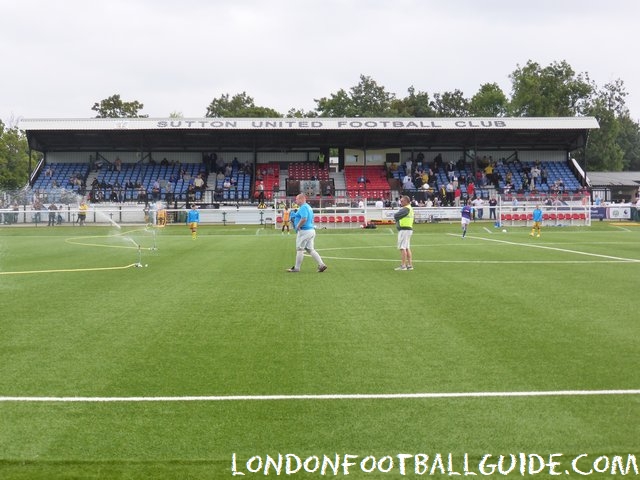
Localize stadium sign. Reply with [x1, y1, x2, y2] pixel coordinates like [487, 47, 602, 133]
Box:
[17, 117, 598, 131]
[155, 119, 510, 129]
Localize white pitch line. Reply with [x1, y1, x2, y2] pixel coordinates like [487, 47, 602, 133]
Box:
[1, 390, 639, 402]
[319, 255, 628, 264]
[457, 234, 640, 263]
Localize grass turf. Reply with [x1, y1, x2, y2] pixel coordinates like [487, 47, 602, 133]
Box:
[0, 221, 639, 479]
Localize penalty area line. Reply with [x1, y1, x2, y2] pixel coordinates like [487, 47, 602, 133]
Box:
[1, 389, 639, 402]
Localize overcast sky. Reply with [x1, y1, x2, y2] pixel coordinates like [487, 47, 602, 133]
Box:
[2, 0, 639, 125]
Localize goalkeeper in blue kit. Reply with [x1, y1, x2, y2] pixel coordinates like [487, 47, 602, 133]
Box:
[186, 205, 200, 239]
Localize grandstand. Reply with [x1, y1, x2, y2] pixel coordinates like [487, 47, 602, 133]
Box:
[27, 156, 583, 218]
[12, 116, 602, 224]
[29, 155, 585, 207]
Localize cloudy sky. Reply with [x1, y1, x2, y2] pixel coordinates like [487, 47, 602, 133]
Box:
[1, 0, 639, 125]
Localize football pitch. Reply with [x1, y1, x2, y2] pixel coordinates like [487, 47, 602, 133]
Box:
[1, 221, 639, 479]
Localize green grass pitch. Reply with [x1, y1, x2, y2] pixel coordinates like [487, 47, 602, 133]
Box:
[0, 221, 639, 479]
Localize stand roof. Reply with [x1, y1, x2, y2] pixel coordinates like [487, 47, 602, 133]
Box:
[19, 117, 599, 153]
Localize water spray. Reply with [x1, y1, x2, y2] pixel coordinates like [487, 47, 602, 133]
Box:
[150, 226, 158, 251]
[127, 237, 145, 268]
[135, 243, 143, 268]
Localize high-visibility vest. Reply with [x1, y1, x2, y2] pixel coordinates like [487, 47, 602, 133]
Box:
[399, 204, 414, 229]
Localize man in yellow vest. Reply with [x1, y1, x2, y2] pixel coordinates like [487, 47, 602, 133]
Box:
[393, 195, 414, 270]
[77, 201, 88, 226]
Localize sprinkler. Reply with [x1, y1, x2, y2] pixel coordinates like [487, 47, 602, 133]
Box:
[150, 227, 158, 251]
[135, 244, 143, 268]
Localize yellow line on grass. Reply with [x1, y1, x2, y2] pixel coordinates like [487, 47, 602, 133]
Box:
[0, 264, 139, 275]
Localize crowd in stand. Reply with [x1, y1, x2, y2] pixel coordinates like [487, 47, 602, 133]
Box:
[392, 152, 586, 210]
[25, 149, 595, 213]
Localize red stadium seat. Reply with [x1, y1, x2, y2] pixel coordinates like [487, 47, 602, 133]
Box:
[358, 215, 365, 223]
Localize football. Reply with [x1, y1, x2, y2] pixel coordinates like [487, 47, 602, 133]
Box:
[502, 229, 507, 233]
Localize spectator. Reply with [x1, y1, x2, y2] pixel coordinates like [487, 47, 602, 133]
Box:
[194, 174, 205, 192]
[152, 180, 161, 200]
[472, 196, 484, 220]
[137, 186, 148, 204]
[489, 196, 498, 220]
[47, 204, 58, 226]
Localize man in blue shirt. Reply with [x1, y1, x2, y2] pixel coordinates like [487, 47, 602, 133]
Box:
[530, 205, 543, 238]
[287, 193, 328, 273]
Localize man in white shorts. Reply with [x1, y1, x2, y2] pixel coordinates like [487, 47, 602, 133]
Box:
[393, 195, 414, 270]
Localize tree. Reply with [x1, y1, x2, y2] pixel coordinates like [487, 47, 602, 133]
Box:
[314, 88, 355, 117]
[0, 121, 32, 190]
[315, 74, 395, 117]
[392, 86, 435, 117]
[430, 89, 469, 117]
[593, 79, 638, 171]
[468, 83, 508, 117]
[580, 78, 640, 171]
[205, 92, 281, 117]
[349, 75, 395, 117]
[508, 60, 592, 117]
[616, 115, 640, 171]
[285, 108, 318, 118]
[597, 78, 629, 117]
[583, 101, 624, 171]
[91, 94, 147, 118]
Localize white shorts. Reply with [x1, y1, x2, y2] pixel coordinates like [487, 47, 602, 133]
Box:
[461, 217, 471, 227]
[296, 228, 316, 251]
[397, 229, 413, 250]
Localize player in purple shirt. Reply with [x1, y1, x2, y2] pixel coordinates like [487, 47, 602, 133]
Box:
[461, 200, 473, 238]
